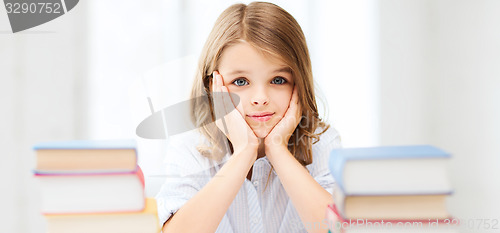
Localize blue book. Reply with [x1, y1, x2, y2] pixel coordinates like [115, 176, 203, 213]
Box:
[329, 145, 452, 195]
[33, 139, 137, 174]
[33, 139, 137, 150]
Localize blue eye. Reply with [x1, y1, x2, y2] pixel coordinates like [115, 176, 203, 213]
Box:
[232, 78, 249, 86]
[271, 77, 287, 85]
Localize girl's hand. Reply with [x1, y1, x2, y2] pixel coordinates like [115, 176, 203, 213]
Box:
[264, 85, 302, 154]
[212, 71, 259, 155]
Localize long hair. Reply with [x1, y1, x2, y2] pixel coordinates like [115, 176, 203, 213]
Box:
[190, 2, 329, 165]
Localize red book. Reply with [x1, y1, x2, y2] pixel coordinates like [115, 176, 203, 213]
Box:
[326, 204, 459, 233]
[36, 167, 145, 214]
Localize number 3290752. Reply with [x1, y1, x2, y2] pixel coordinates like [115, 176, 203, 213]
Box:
[445, 218, 499, 230]
[5, 3, 62, 14]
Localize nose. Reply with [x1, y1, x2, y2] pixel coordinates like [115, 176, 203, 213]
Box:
[251, 87, 269, 106]
[252, 99, 268, 105]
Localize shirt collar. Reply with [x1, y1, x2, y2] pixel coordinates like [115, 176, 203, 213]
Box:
[255, 156, 277, 176]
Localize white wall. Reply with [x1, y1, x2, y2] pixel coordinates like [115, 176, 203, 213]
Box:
[430, 0, 500, 225]
[0, 1, 88, 233]
[312, 0, 379, 148]
[379, 0, 500, 230]
[379, 0, 432, 145]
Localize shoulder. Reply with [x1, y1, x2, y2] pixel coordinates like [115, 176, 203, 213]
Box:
[164, 130, 225, 176]
[312, 125, 342, 151]
[307, 125, 342, 173]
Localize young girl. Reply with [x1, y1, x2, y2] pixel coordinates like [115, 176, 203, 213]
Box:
[156, 2, 341, 232]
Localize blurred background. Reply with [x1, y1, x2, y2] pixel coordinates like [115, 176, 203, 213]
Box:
[1, 0, 499, 232]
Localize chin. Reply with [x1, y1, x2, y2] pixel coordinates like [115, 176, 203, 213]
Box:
[253, 127, 272, 139]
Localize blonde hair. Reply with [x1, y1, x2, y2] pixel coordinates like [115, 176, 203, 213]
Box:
[190, 2, 329, 165]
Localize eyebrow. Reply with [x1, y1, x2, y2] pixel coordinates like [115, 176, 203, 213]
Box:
[228, 67, 292, 76]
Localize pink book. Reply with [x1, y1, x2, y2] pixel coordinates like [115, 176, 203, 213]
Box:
[36, 166, 145, 215]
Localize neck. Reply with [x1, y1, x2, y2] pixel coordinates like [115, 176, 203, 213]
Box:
[257, 138, 265, 159]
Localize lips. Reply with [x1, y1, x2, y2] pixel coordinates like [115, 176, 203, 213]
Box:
[247, 112, 274, 122]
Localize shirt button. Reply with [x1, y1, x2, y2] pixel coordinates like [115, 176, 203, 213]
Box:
[252, 217, 259, 224]
[253, 181, 259, 186]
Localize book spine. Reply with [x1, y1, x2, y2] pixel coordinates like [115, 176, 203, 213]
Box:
[329, 150, 346, 192]
[34, 169, 139, 177]
[39, 166, 146, 215]
[135, 166, 146, 211]
[135, 166, 145, 188]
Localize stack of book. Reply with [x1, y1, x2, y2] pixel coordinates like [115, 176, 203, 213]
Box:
[326, 145, 459, 233]
[33, 140, 159, 233]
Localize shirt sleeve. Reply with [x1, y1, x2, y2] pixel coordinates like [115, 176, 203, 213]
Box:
[309, 127, 342, 195]
[154, 132, 212, 226]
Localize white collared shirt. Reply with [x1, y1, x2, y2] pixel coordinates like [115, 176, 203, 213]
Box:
[155, 126, 341, 232]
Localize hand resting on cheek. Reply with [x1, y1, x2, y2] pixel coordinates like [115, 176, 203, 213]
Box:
[212, 71, 260, 156]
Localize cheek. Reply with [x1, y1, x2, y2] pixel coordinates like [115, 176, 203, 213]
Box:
[227, 89, 249, 112]
[273, 89, 293, 115]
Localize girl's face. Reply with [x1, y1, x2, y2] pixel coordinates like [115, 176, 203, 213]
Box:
[217, 41, 294, 138]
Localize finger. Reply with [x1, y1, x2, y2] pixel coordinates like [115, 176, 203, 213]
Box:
[216, 74, 229, 115]
[285, 86, 297, 113]
[216, 74, 225, 111]
[224, 85, 240, 112]
[222, 85, 254, 140]
[218, 74, 239, 117]
[219, 89, 231, 135]
[217, 74, 229, 112]
[286, 86, 301, 123]
[212, 72, 220, 112]
[213, 72, 227, 127]
[212, 71, 219, 94]
[223, 86, 244, 118]
[211, 72, 217, 112]
[215, 74, 231, 135]
[222, 86, 238, 115]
